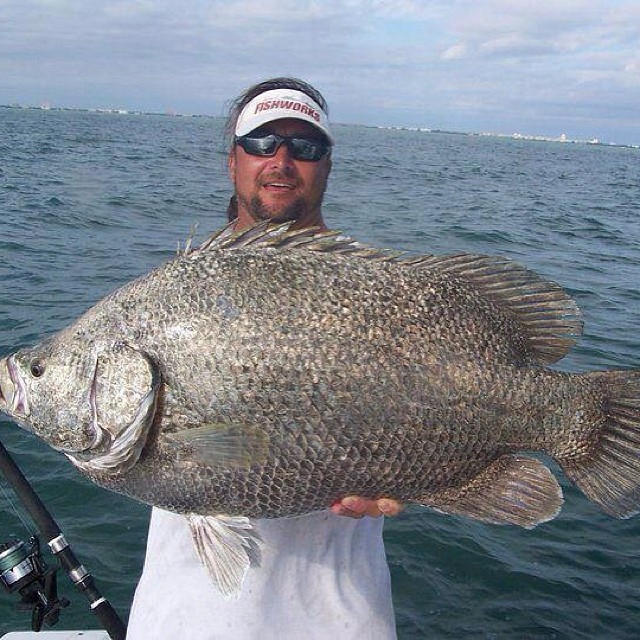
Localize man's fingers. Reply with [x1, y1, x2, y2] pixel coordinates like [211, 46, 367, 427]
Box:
[331, 496, 404, 519]
[377, 499, 404, 516]
[330, 496, 366, 518]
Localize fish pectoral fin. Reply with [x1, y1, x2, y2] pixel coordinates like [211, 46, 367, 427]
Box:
[187, 514, 262, 598]
[418, 455, 563, 529]
[67, 381, 160, 475]
[169, 423, 270, 470]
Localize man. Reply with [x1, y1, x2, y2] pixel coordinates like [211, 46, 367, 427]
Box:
[225, 79, 331, 232]
[126, 78, 400, 639]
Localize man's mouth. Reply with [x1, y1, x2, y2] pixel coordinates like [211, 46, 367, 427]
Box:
[263, 181, 296, 191]
[261, 173, 298, 191]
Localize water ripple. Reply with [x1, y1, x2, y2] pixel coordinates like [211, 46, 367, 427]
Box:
[1, 111, 639, 637]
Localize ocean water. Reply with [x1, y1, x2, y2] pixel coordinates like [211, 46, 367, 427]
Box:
[0, 107, 639, 638]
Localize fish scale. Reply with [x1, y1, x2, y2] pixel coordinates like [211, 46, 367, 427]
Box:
[1, 223, 640, 596]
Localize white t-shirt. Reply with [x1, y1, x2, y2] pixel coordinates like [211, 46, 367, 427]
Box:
[127, 507, 397, 639]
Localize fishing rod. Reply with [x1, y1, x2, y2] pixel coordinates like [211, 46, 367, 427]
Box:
[0, 438, 126, 639]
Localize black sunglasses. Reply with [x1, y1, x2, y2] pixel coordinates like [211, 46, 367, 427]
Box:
[234, 133, 331, 162]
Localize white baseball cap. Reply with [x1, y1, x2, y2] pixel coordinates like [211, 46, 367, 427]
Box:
[235, 88, 334, 144]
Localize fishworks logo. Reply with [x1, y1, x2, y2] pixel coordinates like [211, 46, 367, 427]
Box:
[254, 99, 321, 122]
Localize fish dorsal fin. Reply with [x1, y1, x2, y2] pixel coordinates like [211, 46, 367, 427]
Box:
[408, 253, 583, 365]
[193, 221, 404, 261]
[194, 223, 582, 364]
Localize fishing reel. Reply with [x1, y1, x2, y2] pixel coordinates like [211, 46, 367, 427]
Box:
[0, 535, 69, 631]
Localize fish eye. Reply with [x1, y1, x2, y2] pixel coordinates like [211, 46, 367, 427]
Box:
[29, 359, 46, 378]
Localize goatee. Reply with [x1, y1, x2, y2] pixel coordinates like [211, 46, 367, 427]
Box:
[246, 195, 306, 224]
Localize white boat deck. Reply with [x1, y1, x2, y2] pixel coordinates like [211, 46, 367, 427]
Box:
[1, 632, 110, 639]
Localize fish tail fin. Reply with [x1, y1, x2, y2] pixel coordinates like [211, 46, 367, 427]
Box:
[558, 370, 640, 518]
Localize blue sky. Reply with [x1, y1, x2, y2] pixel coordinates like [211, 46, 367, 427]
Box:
[1, 0, 639, 145]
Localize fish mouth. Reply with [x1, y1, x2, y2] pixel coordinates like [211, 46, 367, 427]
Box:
[0, 356, 30, 418]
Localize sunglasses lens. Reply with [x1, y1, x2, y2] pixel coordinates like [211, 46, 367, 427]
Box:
[236, 135, 330, 161]
[288, 138, 328, 161]
[237, 134, 280, 156]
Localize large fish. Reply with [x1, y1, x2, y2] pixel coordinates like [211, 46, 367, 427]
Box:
[1, 224, 639, 596]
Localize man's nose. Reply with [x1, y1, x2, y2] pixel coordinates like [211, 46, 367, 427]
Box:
[267, 143, 295, 171]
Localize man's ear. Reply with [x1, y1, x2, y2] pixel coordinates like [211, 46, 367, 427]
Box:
[228, 150, 236, 183]
[323, 155, 332, 181]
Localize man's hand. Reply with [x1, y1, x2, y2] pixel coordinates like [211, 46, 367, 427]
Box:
[330, 496, 403, 519]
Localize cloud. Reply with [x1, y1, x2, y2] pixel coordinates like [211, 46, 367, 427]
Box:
[624, 61, 640, 75]
[0, 0, 638, 143]
[441, 44, 467, 60]
[439, 0, 640, 61]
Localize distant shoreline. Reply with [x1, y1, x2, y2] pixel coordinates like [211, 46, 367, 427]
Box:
[0, 103, 209, 119]
[2, 104, 637, 150]
[365, 124, 639, 150]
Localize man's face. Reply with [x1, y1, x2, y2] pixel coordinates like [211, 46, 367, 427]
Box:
[229, 118, 332, 230]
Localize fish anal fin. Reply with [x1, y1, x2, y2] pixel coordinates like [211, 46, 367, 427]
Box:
[169, 423, 270, 470]
[419, 455, 563, 529]
[187, 514, 262, 598]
